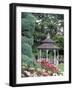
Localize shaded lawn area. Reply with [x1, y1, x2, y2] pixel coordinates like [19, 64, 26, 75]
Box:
[58, 63, 64, 72]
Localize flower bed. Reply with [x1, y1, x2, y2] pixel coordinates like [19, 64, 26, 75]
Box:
[21, 60, 62, 77]
[37, 60, 59, 74]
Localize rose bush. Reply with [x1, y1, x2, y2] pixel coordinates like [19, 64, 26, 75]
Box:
[37, 60, 59, 73]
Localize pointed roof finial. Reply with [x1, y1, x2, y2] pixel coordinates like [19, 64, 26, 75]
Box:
[47, 33, 50, 39]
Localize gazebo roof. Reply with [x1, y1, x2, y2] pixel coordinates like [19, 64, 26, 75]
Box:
[37, 43, 59, 50]
[37, 38, 59, 50]
[41, 38, 55, 43]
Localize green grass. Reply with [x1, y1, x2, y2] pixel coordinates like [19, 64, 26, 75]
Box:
[58, 63, 64, 72]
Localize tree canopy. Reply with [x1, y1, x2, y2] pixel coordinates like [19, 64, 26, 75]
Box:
[32, 13, 64, 56]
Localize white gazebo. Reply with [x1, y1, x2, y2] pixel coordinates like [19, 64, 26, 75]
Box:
[37, 34, 59, 66]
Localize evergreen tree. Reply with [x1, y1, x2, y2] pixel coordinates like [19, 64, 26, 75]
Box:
[21, 13, 36, 66]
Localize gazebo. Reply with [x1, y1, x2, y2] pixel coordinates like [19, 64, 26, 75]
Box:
[37, 34, 59, 66]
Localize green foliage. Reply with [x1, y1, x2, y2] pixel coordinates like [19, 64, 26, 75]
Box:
[22, 14, 36, 35]
[22, 36, 33, 46]
[33, 30, 46, 42]
[22, 54, 41, 68]
[21, 54, 34, 66]
[33, 13, 64, 41]
[22, 13, 28, 18]
[48, 51, 53, 59]
[47, 23, 57, 37]
[22, 42, 33, 58]
[22, 18, 35, 32]
[22, 30, 32, 38]
[21, 13, 36, 65]
[32, 13, 64, 58]
[53, 35, 64, 50]
[58, 63, 64, 72]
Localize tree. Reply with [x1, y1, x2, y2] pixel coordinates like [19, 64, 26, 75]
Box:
[32, 13, 64, 57]
[22, 36, 33, 46]
[22, 42, 33, 58]
[22, 13, 36, 37]
[22, 54, 41, 68]
[21, 13, 36, 66]
[53, 35, 64, 55]
[53, 35, 64, 50]
[33, 13, 64, 42]
[22, 54, 34, 65]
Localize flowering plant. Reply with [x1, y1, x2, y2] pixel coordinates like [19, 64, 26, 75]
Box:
[38, 60, 59, 73]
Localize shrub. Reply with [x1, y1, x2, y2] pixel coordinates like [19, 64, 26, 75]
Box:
[22, 14, 36, 35]
[21, 54, 41, 68]
[22, 36, 33, 46]
[22, 13, 28, 18]
[21, 54, 34, 66]
[22, 30, 32, 38]
[22, 42, 33, 58]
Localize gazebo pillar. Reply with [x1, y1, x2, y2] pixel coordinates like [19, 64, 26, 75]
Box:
[57, 50, 59, 59]
[53, 50, 57, 65]
[46, 50, 48, 61]
[57, 50, 59, 65]
[39, 49, 42, 61]
[38, 50, 40, 59]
